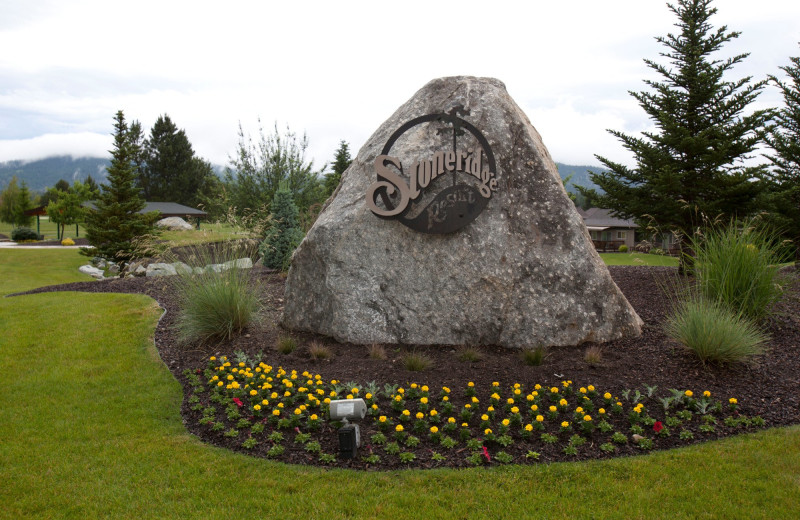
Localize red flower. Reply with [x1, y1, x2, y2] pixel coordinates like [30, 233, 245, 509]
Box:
[482, 446, 491, 462]
[232, 397, 243, 407]
[653, 421, 663, 433]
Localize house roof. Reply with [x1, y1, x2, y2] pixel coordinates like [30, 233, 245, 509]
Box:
[577, 207, 636, 229]
[82, 201, 208, 217]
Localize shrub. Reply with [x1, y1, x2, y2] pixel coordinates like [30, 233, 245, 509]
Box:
[402, 352, 433, 372]
[664, 293, 768, 364]
[691, 219, 785, 322]
[520, 345, 547, 366]
[172, 242, 261, 345]
[61, 237, 75, 246]
[277, 337, 298, 354]
[11, 227, 40, 241]
[259, 182, 304, 272]
[457, 346, 483, 362]
[618, 244, 629, 253]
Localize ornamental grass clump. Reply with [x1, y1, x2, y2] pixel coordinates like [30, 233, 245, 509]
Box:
[664, 293, 768, 364]
[172, 242, 260, 345]
[691, 219, 786, 322]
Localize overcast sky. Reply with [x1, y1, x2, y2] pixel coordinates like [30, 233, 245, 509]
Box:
[1, 0, 798, 171]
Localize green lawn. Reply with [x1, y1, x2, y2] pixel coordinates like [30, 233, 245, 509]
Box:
[1, 250, 798, 519]
[600, 252, 679, 266]
[0, 215, 85, 241]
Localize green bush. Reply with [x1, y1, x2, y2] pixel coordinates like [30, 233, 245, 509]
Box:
[691, 219, 785, 322]
[260, 182, 304, 272]
[618, 244, 629, 253]
[11, 227, 40, 241]
[664, 293, 767, 364]
[172, 243, 261, 345]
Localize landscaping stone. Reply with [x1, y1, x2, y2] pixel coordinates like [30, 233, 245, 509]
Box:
[155, 216, 194, 231]
[79, 264, 104, 279]
[146, 263, 178, 277]
[172, 261, 193, 275]
[283, 76, 642, 348]
[222, 258, 253, 270]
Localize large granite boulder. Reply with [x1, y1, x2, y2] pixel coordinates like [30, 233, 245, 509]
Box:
[155, 217, 193, 231]
[283, 76, 642, 348]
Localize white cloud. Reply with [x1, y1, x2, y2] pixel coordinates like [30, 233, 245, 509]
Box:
[0, 132, 111, 163]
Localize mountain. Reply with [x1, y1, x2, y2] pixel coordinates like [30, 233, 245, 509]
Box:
[1, 155, 606, 195]
[0, 156, 110, 192]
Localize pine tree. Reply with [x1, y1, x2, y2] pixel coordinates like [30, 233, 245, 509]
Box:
[323, 140, 352, 197]
[764, 46, 800, 264]
[580, 0, 770, 266]
[259, 182, 304, 271]
[0, 176, 33, 227]
[83, 111, 158, 263]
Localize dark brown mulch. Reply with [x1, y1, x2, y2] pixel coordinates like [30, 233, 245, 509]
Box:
[14, 264, 800, 470]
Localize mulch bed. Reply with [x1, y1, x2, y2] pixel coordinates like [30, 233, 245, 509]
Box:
[14, 263, 800, 470]
[12, 237, 91, 246]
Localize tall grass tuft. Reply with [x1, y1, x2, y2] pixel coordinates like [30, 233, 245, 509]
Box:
[172, 242, 261, 345]
[691, 219, 785, 322]
[664, 293, 768, 364]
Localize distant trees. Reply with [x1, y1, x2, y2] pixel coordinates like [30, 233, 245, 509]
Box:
[0, 176, 34, 228]
[83, 111, 158, 263]
[764, 46, 800, 263]
[581, 0, 770, 268]
[45, 181, 93, 240]
[323, 140, 352, 198]
[224, 122, 325, 219]
[138, 114, 220, 208]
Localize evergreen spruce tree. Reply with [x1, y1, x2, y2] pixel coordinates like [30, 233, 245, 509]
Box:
[579, 0, 770, 267]
[764, 46, 800, 264]
[323, 140, 352, 197]
[259, 181, 304, 271]
[83, 111, 158, 263]
[0, 176, 33, 227]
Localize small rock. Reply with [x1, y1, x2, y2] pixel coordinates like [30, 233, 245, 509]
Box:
[632, 434, 645, 443]
[79, 264, 104, 278]
[146, 263, 178, 277]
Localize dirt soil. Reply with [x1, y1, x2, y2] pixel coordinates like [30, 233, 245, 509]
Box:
[15, 262, 800, 470]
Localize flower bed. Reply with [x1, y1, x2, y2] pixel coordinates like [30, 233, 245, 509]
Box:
[183, 355, 764, 469]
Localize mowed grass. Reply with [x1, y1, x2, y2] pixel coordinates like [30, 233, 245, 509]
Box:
[0, 216, 85, 241]
[156, 222, 256, 246]
[1, 247, 798, 519]
[0, 248, 91, 295]
[600, 252, 679, 266]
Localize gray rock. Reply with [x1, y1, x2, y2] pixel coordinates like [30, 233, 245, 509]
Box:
[172, 262, 193, 275]
[155, 216, 194, 231]
[222, 258, 253, 270]
[134, 265, 147, 276]
[107, 263, 120, 274]
[146, 262, 178, 277]
[79, 264, 104, 278]
[282, 76, 642, 349]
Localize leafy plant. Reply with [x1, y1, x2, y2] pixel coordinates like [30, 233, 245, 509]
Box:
[399, 452, 416, 463]
[600, 442, 616, 453]
[318, 452, 336, 464]
[362, 453, 380, 464]
[495, 451, 513, 464]
[384, 442, 400, 455]
[304, 441, 321, 453]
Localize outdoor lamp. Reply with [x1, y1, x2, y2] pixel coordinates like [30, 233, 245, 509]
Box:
[329, 398, 366, 459]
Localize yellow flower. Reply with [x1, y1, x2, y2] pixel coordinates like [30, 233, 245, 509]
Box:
[526, 394, 535, 402]
[534, 384, 542, 390]
[484, 428, 493, 435]
[550, 387, 559, 393]
[561, 421, 570, 428]
[310, 414, 318, 421]
[491, 392, 500, 400]
[461, 423, 468, 428]
[395, 424, 404, 432]
[262, 399, 269, 406]
[402, 409, 410, 416]
[209, 356, 216, 361]
[397, 388, 405, 394]
[324, 398, 331, 404]
[703, 390, 711, 398]
[464, 404, 471, 409]
[481, 414, 489, 421]
[239, 362, 245, 367]
[514, 389, 521, 396]
[277, 402, 284, 408]
[448, 417, 456, 424]
[506, 398, 515, 405]
[416, 412, 424, 420]
[249, 389, 257, 396]
[492, 381, 500, 387]
[421, 385, 429, 392]
[579, 387, 587, 394]
[227, 375, 234, 381]
[216, 381, 223, 387]
[420, 397, 428, 404]
[562, 381, 570, 388]
[272, 409, 280, 416]
[575, 407, 584, 414]
[531, 404, 538, 412]
[549, 406, 557, 413]
[254, 404, 261, 411]
[559, 399, 568, 406]
[430, 409, 438, 416]
[371, 404, 378, 410]
[729, 397, 738, 404]
[604, 392, 612, 400]
[511, 406, 519, 414]
[346, 394, 354, 399]
[467, 382, 474, 387]
[442, 396, 449, 402]
[599, 408, 606, 414]
[487, 406, 495, 412]
[351, 388, 359, 394]
[365, 393, 373, 400]
[525, 424, 534, 432]
[471, 396, 479, 404]
[502, 419, 510, 427]
[410, 383, 417, 389]
[394, 395, 403, 402]
[536, 415, 544, 422]
[583, 415, 592, 422]
[379, 416, 387, 423]
[430, 426, 438, 434]
[685, 390, 693, 397]
[442, 386, 450, 394]
[284, 391, 291, 397]
[588, 385, 595, 392]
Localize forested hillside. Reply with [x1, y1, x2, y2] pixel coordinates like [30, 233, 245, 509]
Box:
[0, 156, 109, 192]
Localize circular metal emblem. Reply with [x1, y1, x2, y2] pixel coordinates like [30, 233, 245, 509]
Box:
[366, 106, 498, 234]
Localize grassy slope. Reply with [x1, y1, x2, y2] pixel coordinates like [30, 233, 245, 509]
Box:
[0, 250, 798, 519]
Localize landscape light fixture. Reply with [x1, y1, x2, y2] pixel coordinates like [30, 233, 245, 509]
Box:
[329, 398, 367, 459]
